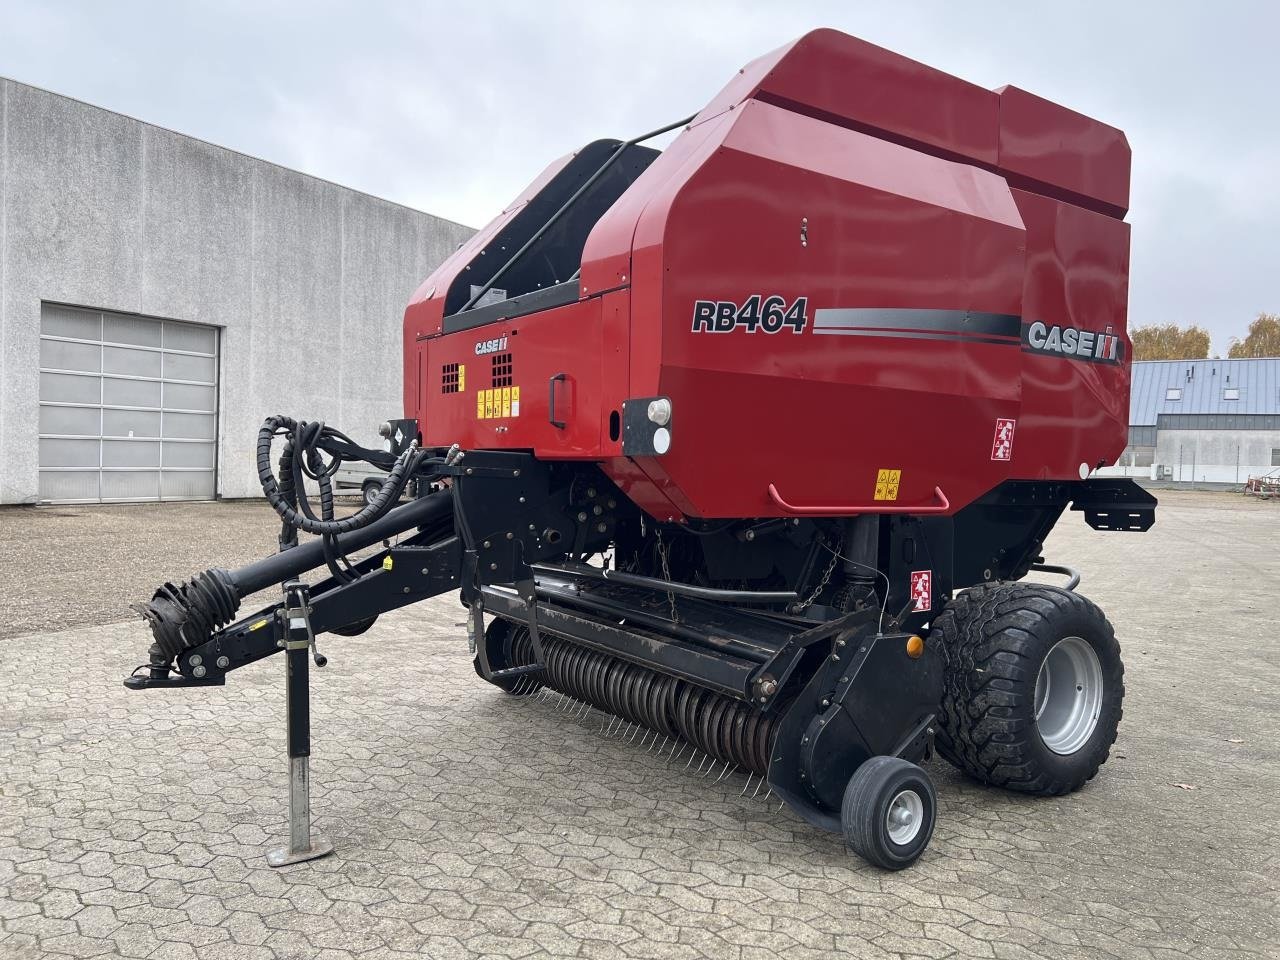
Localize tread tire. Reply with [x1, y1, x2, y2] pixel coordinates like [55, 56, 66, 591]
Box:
[842, 756, 937, 870]
[933, 582, 1123, 796]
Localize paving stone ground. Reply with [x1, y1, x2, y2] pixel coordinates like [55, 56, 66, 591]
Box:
[1, 490, 1278, 959]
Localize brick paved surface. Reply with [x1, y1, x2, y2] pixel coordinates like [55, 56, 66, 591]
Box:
[1, 491, 1278, 959]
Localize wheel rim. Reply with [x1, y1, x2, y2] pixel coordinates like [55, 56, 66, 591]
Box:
[885, 789, 924, 845]
[1034, 635, 1103, 755]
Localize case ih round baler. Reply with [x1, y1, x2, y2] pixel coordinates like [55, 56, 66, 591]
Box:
[127, 29, 1155, 870]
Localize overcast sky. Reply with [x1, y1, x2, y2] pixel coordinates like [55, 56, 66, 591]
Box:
[1, 1, 1275, 352]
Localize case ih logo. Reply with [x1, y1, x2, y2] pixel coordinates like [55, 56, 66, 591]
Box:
[475, 336, 508, 356]
[1023, 321, 1122, 364]
[692, 295, 808, 334]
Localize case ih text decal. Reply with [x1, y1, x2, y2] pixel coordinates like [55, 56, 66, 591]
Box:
[691, 295, 808, 334]
[1023, 321, 1122, 364]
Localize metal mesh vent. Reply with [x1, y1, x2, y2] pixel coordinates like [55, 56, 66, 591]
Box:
[491, 353, 513, 388]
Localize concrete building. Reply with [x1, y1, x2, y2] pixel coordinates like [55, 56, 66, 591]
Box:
[1109, 357, 1280, 485]
[0, 78, 472, 504]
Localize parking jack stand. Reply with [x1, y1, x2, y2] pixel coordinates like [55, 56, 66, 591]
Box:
[267, 581, 335, 867]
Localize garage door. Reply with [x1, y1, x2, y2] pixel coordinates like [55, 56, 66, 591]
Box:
[38, 304, 219, 502]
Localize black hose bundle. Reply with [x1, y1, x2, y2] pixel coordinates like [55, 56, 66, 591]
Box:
[256, 415, 436, 585]
[257, 416, 424, 535]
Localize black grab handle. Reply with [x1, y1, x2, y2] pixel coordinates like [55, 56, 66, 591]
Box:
[549, 373, 567, 429]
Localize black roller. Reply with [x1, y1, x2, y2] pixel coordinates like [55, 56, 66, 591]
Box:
[495, 624, 779, 776]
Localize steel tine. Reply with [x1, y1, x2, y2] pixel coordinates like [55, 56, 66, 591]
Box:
[696, 754, 711, 774]
[740, 773, 754, 796]
[685, 749, 700, 770]
[576, 700, 592, 719]
[602, 715, 619, 737]
[714, 762, 736, 784]
[668, 743, 686, 767]
[706, 759, 727, 780]
[651, 735, 668, 755]
[762, 788, 773, 802]
[752, 778, 765, 798]
[628, 724, 642, 743]
[776, 802, 785, 813]
[513, 676, 528, 697]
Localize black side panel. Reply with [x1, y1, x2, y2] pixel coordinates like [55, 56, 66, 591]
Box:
[441, 281, 580, 335]
[443, 139, 659, 318]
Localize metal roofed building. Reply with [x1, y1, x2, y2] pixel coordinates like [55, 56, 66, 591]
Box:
[1109, 357, 1280, 484]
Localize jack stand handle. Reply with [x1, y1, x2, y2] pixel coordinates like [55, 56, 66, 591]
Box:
[267, 581, 334, 867]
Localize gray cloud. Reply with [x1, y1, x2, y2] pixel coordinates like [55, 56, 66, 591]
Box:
[1, 0, 1275, 351]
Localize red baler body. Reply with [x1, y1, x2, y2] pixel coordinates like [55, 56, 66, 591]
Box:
[403, 29, 1132, 522]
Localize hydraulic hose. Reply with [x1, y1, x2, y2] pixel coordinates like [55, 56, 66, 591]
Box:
[257, 415, 428, 537]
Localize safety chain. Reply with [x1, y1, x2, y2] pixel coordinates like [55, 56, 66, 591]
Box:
[799, 538, 841, 609]
[655, 528, 679, 624]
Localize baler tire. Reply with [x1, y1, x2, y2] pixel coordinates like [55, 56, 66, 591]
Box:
[842, 756, 937, 870]
[933, 582, 1124, 796]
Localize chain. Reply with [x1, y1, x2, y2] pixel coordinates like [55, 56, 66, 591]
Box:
[799, 539, 841, 609]
[655, 528, 679, 624]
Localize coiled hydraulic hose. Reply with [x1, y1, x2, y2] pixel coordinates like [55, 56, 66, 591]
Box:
[257, 415, 427, 538]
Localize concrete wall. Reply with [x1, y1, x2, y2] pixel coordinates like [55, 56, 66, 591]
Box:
[1153, 428, 1280, 484]
[0, 78, 473, 503]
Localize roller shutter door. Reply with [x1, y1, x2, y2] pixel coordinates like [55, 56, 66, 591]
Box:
[38, 304, 219, 502]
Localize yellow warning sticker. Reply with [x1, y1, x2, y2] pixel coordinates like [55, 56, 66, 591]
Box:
[874, 468, 902, 501]
[458, 364, 466, 391]
[475, 385, 523, 419]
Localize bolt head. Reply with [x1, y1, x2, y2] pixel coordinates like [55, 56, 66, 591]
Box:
[216, 656, 229, 669]
[192, 665, 206, 678]
[189, 654, 203, 666]
[483, 540, 491, 548]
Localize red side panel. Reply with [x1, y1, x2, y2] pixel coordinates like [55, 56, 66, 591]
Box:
[693, 28, 1000, 167]
[996, 85, 1131, 216]
[609, 100, 1027, 518]
[1013, 189, 1131, 477]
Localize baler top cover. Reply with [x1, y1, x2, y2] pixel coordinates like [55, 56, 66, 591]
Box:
[404, 28, 1134, 522]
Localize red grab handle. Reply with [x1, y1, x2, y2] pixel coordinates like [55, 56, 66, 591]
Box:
[767, 483, 951, 516]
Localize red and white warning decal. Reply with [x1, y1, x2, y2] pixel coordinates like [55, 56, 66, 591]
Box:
[909, 570, 932, 612]
[991, 418, 1016, 461]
